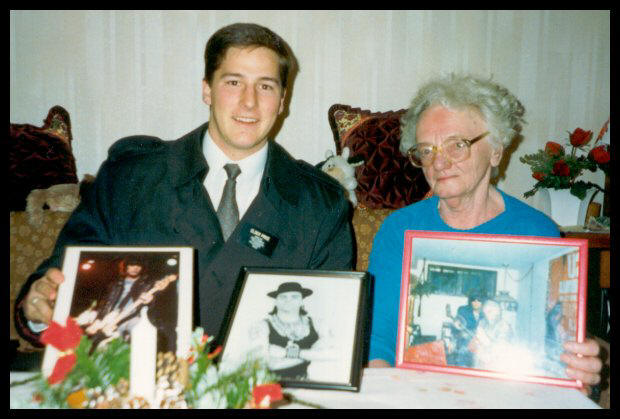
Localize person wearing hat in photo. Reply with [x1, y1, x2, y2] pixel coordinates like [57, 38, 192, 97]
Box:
[248, 281, 335, 380]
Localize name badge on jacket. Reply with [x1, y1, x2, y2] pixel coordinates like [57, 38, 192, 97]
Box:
[238, 223, 279, 257]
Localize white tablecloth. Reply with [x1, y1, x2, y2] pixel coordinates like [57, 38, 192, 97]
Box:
[10, 368, 600, 409]
[283, 368, 600, 409]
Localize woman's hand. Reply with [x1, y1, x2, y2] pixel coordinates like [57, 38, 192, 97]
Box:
[368, 359, 391, 368]
[561, 338, 602, 396]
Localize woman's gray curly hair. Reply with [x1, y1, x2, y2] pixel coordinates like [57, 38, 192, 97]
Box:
[399, 74, 526, 155]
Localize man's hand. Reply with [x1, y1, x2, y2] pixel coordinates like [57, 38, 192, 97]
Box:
[23, 268, 64, 324]
[561, 338, 602, 396]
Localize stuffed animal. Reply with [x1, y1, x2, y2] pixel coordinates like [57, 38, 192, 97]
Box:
[25, 183, 80, 227]
[24, 174, 95, 227]
[320, 147, 363, 206]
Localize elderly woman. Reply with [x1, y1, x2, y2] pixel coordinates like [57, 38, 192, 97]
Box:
[367, 74, 602, 396]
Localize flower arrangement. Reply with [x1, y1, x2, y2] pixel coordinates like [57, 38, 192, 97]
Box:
[13, 319, 284, 409]
[521, 121, 610, 200]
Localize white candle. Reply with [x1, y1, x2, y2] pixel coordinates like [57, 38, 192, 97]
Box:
[130, 306, 157, 407]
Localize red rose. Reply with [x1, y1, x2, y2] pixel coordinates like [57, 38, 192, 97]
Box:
[544, 141, 564, 156]
[589, 145, 610, 164]
[532, 172, 546, 181]
[569, 128, 593, 147]
[552, 160, 571, 177]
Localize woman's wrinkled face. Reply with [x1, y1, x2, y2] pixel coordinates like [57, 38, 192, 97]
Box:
[416, 105, 502, 200]
[275, 291, 303, 314]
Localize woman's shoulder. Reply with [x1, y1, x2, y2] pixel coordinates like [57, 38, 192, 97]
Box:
[372, 196, 439, 246]
[498, 190, 560, 236]
[383, 195, 438, 226]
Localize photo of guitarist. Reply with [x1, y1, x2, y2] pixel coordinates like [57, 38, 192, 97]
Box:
[74, 255, 178, 353]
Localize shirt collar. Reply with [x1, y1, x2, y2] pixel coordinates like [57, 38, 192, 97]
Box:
[203, 130, 268, 180]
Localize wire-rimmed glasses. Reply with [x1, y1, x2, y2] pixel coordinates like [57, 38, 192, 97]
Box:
[406, 131, 490, 168]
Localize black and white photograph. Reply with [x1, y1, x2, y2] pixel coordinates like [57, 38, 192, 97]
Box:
[220, 269, 369, 391]
[396, 231, 589, 387]
[42, 246, 193, 376]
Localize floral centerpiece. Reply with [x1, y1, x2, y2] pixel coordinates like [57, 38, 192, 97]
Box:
[520, 122, 610, 200]
[11, 318, 285, 409]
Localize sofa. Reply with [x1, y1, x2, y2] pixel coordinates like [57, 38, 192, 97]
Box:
[9, 105, 609, 408]
[9, 103, 427, 345]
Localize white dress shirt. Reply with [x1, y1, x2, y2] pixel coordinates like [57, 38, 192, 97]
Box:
[203, 131, 267, 219]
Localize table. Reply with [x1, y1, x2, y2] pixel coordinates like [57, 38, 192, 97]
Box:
[11, 368, 600, 409]
[561, 229, 610, 339]
[561, 230, 610, 288]
[284, 368, 599, 409]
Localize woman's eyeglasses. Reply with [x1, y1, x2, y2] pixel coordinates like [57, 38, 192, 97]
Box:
[406, 131, 490, 168]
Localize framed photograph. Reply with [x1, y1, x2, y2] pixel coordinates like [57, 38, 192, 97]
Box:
[42, 246, 194, 378]
[219, 268, 370, 391]
[395, 231, 588, 388]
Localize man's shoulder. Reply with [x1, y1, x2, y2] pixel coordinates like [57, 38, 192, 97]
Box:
[107, 135, 168, 162]
[291, 157, 344, 191]
[268, 142, 346, 200]
[456, 305, 470, 315]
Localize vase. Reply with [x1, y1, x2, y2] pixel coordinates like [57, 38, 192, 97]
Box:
[538, 188, 598, 227]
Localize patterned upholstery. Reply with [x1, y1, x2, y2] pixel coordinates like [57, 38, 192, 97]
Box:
[9, 106, 78, 211]
[352, 207, 394, 272]
[10, 210, 72, 351]
[328, 104, 430, 209]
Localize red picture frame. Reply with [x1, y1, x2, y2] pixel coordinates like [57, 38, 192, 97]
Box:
[395, 231, 588, 388]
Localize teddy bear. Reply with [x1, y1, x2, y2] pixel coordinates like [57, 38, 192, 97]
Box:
[320, 147, 363, 206]
[25, 175, 95, 227]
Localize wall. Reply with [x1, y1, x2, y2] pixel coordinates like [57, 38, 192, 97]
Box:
[10, 10, 610, 207]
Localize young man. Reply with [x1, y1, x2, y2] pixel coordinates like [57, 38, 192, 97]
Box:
[16, 23, 354, 346]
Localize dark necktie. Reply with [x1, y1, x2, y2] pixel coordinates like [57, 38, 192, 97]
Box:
[216, 163, 241, 241]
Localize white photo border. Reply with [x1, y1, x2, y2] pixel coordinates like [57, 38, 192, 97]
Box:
[219, 268, 370, 392]
[42, 245, 194, 379]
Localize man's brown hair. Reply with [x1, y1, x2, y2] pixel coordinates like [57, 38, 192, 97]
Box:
[204, 22, 293, 90]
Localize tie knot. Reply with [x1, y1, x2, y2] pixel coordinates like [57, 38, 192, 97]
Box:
[223, 163, 241, 180]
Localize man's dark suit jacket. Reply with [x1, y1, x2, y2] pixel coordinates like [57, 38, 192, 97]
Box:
[15, 122, 355, 346]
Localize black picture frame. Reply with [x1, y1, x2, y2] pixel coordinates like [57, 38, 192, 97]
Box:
[219, 268, 370, 392]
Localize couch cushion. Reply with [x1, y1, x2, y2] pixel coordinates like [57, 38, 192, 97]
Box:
[352, 207, 394, 272]
[328, 104, 430, 209]
[9, 106, 78, 211]
[10, 210, 72, 351]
